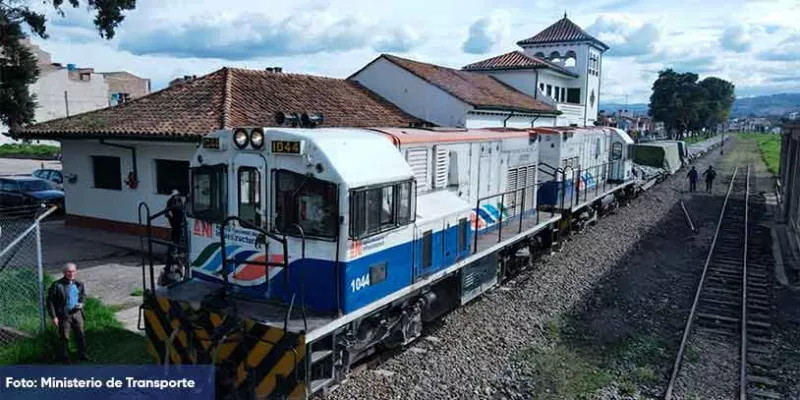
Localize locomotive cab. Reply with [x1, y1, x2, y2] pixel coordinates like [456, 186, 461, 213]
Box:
[186, 127, 419, 315]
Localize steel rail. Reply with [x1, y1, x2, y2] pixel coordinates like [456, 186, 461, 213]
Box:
[665, 164, 740, 400]
[739, 165, 750, 400]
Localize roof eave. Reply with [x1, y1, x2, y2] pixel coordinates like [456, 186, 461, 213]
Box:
[516, 38, 610, 52]
[462, 65, 547, 72]
[472, 106, 561, 116]
[540, 67, 580, 78]
[9, 130, 204, 142]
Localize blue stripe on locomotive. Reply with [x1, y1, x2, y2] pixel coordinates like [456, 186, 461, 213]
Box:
[273, 224, 471, 314]
[194, 225, 472, 315]
[537, 172, 598, 206]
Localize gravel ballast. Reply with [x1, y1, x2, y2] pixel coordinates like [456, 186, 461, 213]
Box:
[325, 145, 731, 400]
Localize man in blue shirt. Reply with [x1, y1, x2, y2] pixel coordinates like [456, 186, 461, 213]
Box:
[46, 263, 87, 363]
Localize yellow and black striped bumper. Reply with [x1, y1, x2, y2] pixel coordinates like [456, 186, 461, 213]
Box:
[142, 293, 307, 399]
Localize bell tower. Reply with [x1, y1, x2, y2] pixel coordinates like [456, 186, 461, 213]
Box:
[515, 14, 608, 125]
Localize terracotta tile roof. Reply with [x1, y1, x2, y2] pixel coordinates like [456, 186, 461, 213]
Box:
[462, 51, 578, 77]
[517, 16, 608, 50]
[13, 67, 425, 140]
[373, 54, 558, 114]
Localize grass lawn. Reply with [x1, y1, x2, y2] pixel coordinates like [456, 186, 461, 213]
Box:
[0, 143, 60, 158]
[739, 133, 780, 175]
[683, 135, 706, 144]
[683, 134, 722, 145]
[515, 317, 671, 399]
[0, 269, 151, 365]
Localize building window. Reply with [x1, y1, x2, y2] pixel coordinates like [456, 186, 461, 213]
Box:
[238, 167, 261, 226]
[546, 85, 553, 97]
[561, 87, 566, 102]
[350, 180, 416, 240]
[274, 169, 338, 239]
[155, 159, 189, 195]
[567, 88, 581, 104]
[539, 83, 545, 92]
[91, 156, 121, 190]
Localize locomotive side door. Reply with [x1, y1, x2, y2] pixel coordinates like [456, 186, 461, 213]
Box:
[228, 153, 273, 289]
[413, 219, 445, 282]
[233, 153, 267, 229]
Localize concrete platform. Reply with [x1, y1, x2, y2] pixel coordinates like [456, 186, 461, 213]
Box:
[40, 219, 147, 270]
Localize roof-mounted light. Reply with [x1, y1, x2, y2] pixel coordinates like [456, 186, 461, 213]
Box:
[233, 128, 249, 149]
[250, 128, 265, 149]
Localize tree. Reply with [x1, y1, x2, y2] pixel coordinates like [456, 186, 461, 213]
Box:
[648, 69, 706, 139]
[0, 0, 136, 130]
[648, 69, 735, 140]
[699, 77, 735, 133]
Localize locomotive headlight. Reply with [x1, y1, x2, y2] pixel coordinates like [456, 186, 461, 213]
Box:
[233, 128, 249, 149]
[250, 128, 264, 149]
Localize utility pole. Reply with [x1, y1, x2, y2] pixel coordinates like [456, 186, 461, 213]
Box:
[64, 91, 70, 117]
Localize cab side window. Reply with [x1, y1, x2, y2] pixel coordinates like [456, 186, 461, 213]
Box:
[350, 179, 416, 240]
[611, 142, 623, 160]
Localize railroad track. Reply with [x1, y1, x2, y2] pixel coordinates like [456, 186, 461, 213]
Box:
[665, 164, 780, 400]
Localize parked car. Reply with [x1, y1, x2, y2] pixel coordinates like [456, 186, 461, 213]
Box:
[32, 168, 64, 190]
[0, 176, 65, 212]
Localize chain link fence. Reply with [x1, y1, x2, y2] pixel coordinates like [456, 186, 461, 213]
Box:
[0, 204, 53, 345]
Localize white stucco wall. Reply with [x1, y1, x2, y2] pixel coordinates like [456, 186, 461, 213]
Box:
[477, 66, 588, 127]
[350, 58, 474, 128]
[31, 69, 110, 124]
[60, 139, 198, 227]
[522, 42, 605, 126]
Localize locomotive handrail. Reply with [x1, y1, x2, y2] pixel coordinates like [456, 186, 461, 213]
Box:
[138, 202, 153, 293]
[218, 216, 308, 332]
[291, 223, 309, 332]
[138, 201, 190, 293]
[219, 216, 288, 298]
[472, 178, 560, 254]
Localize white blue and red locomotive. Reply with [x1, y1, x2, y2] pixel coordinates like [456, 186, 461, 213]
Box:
[141, 121, 636, 399]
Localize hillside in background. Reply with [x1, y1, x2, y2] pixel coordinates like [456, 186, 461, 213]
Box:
[601, 92, 800, 118]
[731, 93, 800, 117]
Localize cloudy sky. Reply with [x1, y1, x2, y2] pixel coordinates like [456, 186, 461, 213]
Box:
[25, 0, 800, 104]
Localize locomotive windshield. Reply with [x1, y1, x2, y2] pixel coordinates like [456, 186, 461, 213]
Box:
[274, 169, 338, 239]
[189, 164, 227, 222]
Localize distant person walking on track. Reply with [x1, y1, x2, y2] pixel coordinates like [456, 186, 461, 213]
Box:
[47, 263, 88, 363]
[702, 166, 717, 193]
[686, 166, 699, 192]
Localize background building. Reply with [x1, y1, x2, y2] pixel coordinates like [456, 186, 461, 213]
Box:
[462, 14, 607, 127]
[0, 39, 150, 145]
[12, 68, 422, 235]
[350, 54, 560, 128]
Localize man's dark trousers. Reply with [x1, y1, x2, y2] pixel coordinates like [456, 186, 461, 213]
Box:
[690, 180, 697, 192]
[59, 311, 86, 361]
